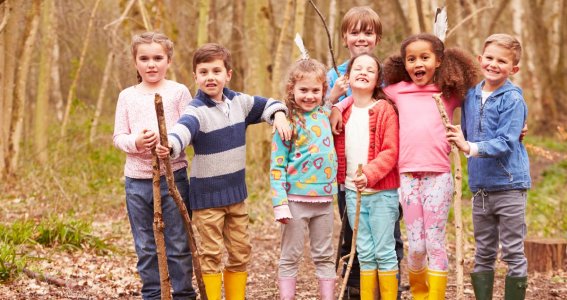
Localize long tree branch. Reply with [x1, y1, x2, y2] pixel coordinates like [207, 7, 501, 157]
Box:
[446, 1, 493, 40]
[308, 0, 338, 74]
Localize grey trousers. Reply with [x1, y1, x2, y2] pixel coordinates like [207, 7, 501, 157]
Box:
[472, 189, 528, 276]
[278, 201, 335, 279]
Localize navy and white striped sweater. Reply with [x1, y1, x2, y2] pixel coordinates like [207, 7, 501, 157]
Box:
[169, 87, 287, 210]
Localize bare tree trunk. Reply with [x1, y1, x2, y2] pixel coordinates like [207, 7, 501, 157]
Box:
[51, 4, 63, 122]
[1, 0, 20, 179]
[244, 0, 274, 174]
[197, 0, 210, 45]
[291, 0, 306, 60]
[59, 0, 102, 139]
[407, 0, 421, 34]
[392, 0, 410, 37]
[5, 0, 40, 177]
[229, 0, 245, 91]
[271, 0, 294, 96]
[33, 0, 55, 164]
[207, 0, 217, 42]
[525, 1, 557, 131]
[137, 0, 152, 30]
[89, 0, 136, 144]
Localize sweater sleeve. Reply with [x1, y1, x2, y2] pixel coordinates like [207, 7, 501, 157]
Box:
[113, 93, 142, 154]
[168, 106, 200, 159]
[270, 130, 292, 208]
[363, 103, 400, 187]
[233, 89, 288, 126]
[333, 96, 354, 112]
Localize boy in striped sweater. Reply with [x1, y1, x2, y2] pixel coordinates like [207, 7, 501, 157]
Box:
[156, 43, 290, 300]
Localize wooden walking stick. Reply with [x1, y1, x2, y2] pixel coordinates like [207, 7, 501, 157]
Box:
[433, 93, 464, 299]
[154, 94, 208, 300]
[338, 164, 363, 300]
[151, 147, 172, 300]
[335, 208, 348, 271]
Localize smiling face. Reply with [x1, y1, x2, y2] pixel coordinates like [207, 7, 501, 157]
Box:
[135, 42, 170, 87]
[478, 43, 519, 91]
[194, 59, 232, 101]
[293, 74, 324, 113]
[348, 54, 379, 93]
[404, 40, 441, 86]
[343, 21, 380, 58]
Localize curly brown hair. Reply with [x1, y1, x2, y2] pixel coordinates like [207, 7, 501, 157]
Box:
[284, 58, 329, 142]
[383, 33, 479, 101]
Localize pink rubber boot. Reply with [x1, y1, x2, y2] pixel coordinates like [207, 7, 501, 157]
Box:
[278, 277, 296, 300]
[319, 277, 336, 300]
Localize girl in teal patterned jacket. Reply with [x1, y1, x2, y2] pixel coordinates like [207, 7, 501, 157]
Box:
[270, 58, 338, 300]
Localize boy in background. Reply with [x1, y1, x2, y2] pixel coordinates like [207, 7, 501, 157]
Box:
[327, 6, 404, 299]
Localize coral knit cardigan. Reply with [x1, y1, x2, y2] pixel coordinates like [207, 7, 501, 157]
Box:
[334, 98, 400, 190]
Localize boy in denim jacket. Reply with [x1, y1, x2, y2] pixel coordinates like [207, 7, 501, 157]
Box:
[447, 33, 530, 300]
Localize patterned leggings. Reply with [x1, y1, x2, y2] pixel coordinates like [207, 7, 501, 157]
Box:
[400, 172, 453, 271]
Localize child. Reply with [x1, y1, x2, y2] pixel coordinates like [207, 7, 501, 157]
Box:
[326, 7, 405, 298]
[112, 32, 197, 300]
[447, 33, 530, 300]
[270, 58, 338, 300]
[156, 43, 290, 300]
[334, 53, 401, 300]
[333, 33, 479, 300]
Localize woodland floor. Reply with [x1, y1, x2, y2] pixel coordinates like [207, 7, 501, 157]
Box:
[0, 203, 566, 300]
[1, 156, 566, 299]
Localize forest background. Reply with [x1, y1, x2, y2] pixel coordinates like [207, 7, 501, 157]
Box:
[0, 0, 566, 299]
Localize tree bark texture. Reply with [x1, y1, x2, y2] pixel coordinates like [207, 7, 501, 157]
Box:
[152, 148, 172, 300]
[33, 0, 55, 164]
[271, 0, 293, 96]
[154, 94, 208, 300]
[5, 0, 40, 177]
[524, 238, 567, 273]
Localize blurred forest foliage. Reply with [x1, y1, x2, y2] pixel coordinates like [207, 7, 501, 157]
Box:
[0, 0, 566, 225]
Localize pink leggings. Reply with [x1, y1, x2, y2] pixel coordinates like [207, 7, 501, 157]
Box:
[400, 172, 453, 271]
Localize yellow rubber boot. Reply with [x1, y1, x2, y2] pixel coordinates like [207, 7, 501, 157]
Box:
[223, 270, 247, 300]
[360, 269, 378, 300]
[202, 273, 223, 300]
[428, 269, 448, 300]
[378, 270, 399, 300]
[408, 268, 429, 300]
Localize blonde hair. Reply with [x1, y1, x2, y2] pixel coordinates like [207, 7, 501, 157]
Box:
[284, 59, 329, 141]
[131, 32, 174, 83]
[131, 32, 174, 60]
[483, 33, 522, 65]
[340, 6, 382, 40]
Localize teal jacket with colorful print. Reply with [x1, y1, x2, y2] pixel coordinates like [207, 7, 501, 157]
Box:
[270, 106, 338, 210]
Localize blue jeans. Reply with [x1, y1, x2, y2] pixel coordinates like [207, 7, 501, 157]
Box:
[345, 189, 399, 271]
[125, 168, 196, 300]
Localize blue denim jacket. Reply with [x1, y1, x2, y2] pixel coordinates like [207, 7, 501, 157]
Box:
[462, 80, 531, 192]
